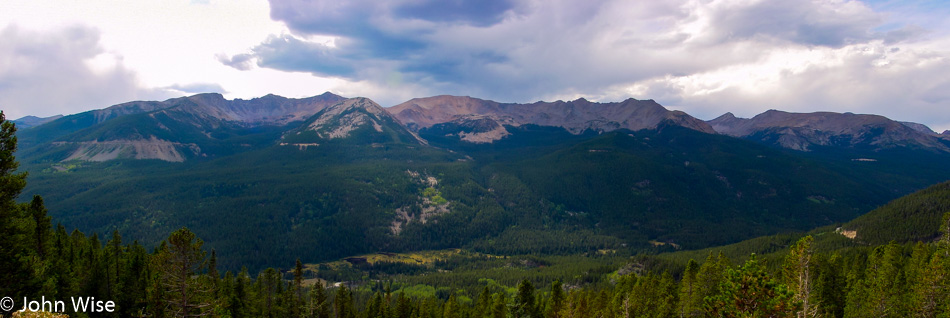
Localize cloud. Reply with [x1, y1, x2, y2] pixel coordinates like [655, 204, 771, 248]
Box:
[0, 25, 176, 119]
[164, 82, 228, 94]
[698, 0, 883, 47]
[652, 40, 950, 130]
[250, 34, 358, 78]
[218, 0, 950, 128]
[216, 53, 256, 71]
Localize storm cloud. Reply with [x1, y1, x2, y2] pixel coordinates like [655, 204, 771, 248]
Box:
[219, 0, 950, 130]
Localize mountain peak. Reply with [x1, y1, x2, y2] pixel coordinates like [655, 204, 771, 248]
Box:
[710, 109, 949, 152]
[283, 97, 424, 145]
[12, 114, 64, 129]
[714, 112, 737, 121]
[187, 92, 226, 102]
[388, 95, 715, 138]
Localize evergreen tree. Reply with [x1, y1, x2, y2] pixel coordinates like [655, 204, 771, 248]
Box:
[678, 259, 700, 317]
[812, 253, 846, 318]
[547, 280, 565, 318]
[476, 286, 492, 318]
[27, 195, 51, 259]
[294, 259, 304, 318]
[491, 293, 508, 318]
[258, 267, 281, 317]
[846, 243, 904, 317]
[394, 292, 412, 318]
[910, 212, 950, 317]
[335, 284, 356, 318]
[156, 227, 212, 317]
[443, 294, 461, 318]
[705, 254, 799, 318]
[514, 279, 540, 318]
[230, 267, 251, 318]
[695, 252, 730, 307]
[117, 241, 148, 317]
[0, 111, 34, 300]
[783, 236, 817, 318]
[310, 280, 331, 318]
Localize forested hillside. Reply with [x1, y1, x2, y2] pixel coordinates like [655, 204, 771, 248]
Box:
[17, 111, 950, 271]
[4, 110, 950, 317]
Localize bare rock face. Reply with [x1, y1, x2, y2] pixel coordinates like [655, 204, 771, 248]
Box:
[387, 95, 715, 143]
[60, 137, 200, 162]
[282, 97, 427, 145]
[302, 98, 390, 139]
[708, 110, 948, 152]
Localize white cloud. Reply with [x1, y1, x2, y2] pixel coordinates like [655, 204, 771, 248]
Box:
[0, 25, 174, 119]
[0, 0, 340, 118]
[2, 0, 950, 131]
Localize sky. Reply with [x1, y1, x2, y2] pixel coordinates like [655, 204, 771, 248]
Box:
[2, 0, 950, 131]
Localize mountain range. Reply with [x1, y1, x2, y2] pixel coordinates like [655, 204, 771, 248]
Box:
[17, 92, 950, 161]
[11, 92, 950, 270]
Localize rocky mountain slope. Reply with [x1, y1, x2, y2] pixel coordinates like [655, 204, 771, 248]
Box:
[21, 93, 950, 158]
[388, 95, 715, 143]
[281, 97, 426, 146]
[708, 110, 949, 152]
[14, 92, 950, 270]
[18, 92, 347, 161]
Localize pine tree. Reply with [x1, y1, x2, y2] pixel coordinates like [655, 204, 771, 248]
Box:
[27, 195, 51, 259]
[0, 111, 34, 299]
[294, 259, 304, 318]
[678, 259, 700, 317]
[910, 212, 950, 317]
[106, 229, 123, 305]
[394, 292, 412, 318]
[230, 267, 251, 318]
[310, 280, 331, 318]
[783, 236, 817, 318]
[476, 286, 492, 318]
[117, 241, 148, 317]
[547, 280, 565, 318]
[335, 284, 355, 318]
[705, 254, 799, 318]
[695, 252, 729, 307]
[514, 279, 540, 318]
[258, 267, 281, 317]
[443, 294, 461, 318]
[846, 243, 904, 317]
[156, 227, 212, 317]
[491, 293, 508, 318]
[812, 253, 846, 318]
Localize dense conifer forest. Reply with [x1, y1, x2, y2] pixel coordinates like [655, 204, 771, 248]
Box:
[3, 112, 950, 317]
